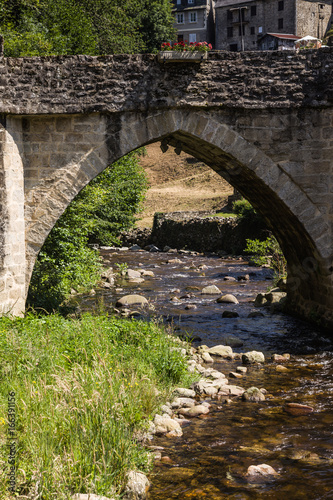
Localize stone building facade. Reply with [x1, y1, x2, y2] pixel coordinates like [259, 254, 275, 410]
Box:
[215, 0, 333, 51]
[172, 0, 215, 45]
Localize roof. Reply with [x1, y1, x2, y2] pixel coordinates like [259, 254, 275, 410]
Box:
[215, 0, 256, 8]
[263, 33, 301, 40]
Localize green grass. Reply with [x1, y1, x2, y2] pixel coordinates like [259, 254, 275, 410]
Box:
[0, 313, 196, 499]
[207, 212, 237, 218]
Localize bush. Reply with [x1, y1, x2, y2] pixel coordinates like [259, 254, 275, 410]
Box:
[244, 236, 286, 277]
[232, 198, 254, 217]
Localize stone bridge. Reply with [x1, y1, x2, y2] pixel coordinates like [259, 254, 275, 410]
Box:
[0, 50, 332, 328]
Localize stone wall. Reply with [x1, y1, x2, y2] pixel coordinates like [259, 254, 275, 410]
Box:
[0, 50, 332, 115]
[150, 212, 266, 253]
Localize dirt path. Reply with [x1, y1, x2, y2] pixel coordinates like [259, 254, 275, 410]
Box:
[137, 143, 233, 228]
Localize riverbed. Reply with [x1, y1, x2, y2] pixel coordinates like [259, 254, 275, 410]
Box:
[78, 248, 333, 499]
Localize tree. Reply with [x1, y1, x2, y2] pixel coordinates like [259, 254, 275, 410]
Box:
[141, 0, 176, 53]
[28, 151, 148, 311]
[0, 0, 176, 56]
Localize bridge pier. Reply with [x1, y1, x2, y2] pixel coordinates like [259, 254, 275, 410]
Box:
[0, 117, 26, 315]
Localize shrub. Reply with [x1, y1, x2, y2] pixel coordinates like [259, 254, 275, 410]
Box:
[245, 236, 286, 277]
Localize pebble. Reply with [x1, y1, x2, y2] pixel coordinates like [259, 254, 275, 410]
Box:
[272, 353, 291, 362]
[276, 364, 289, 372]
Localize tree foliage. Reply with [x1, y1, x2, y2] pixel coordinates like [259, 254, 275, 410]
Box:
[28, 151, 148, 311]
[0, 0, 176, 56]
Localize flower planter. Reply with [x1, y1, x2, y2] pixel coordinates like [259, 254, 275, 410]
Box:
[158, 51, 208, 63]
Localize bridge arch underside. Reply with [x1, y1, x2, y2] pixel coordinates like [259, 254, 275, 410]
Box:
[24, 109, 333, 328]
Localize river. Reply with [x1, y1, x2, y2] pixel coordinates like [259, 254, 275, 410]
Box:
[78, 247, 333, 499]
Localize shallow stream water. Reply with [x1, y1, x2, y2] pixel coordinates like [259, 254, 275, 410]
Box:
[79, 248, 333, 499]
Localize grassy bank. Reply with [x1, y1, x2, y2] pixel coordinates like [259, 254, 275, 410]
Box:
[0, 313, 195, 499]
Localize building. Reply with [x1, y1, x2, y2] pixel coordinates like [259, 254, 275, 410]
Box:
[215, 0, 333, 51]
[258, 33, 300, 50]
[171, 0, 216, 46]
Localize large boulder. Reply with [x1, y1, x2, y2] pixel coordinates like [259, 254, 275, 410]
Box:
[116, 295, 148, 307]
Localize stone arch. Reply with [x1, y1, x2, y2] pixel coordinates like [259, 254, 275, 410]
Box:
[24, 109, 332, 324]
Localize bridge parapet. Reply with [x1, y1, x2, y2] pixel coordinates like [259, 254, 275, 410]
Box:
[0, 50, 332, 115]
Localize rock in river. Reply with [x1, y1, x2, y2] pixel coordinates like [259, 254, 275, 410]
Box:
[116, 295, 148, 307]
[222, 311, 239, 318]
[242, 387, 266, 402]
[245, 464, 278, 482]
[123, 471, 150, 500]
[284, 403, 314, 416]
[242, 351, 265, 364]
[208, 345, 233, 358]
[201, 285, 221, 294]
[178, 404, 210, 418]
[217, 294, 239, 304]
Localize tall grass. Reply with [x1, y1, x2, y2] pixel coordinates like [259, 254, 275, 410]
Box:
[0, 313, 194, 499]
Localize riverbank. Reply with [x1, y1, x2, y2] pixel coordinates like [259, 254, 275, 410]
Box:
[0, 313, 197, 499]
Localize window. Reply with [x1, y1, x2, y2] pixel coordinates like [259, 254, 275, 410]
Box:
[251, 5, 257, 16]
[227, 26, 233, 38]
[189, 12, 197, 22]
[178, 34, 184, 42]
[188, 0, 194, 3]
[239, 24, 245, 36]
[177, 0, 181, 4]
[258, 26, 263, 33]
[230, 43, 238, 51]
[189, 33, 196, 43]
[177, 13, 184, 23]
[250, 26, 255, 35]
[278, 18, 283, 29]
[227, 10, 233, 21]
[278, 1, 284, 11]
